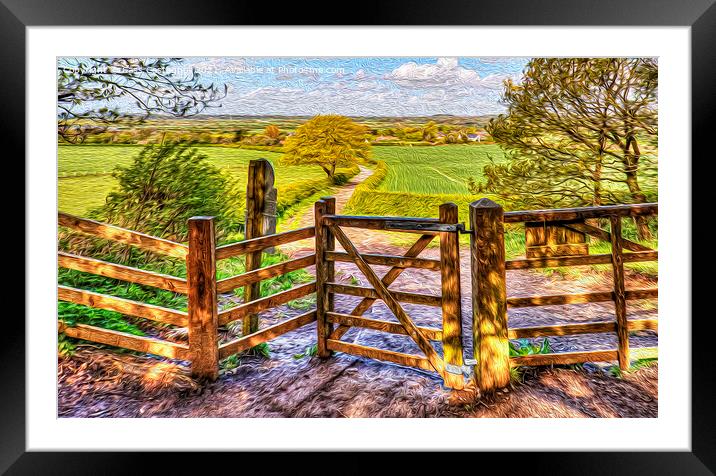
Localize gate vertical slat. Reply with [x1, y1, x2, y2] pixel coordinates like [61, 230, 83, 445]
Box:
[439, 203, 464, 388]
[315, 199, 332, 357]
[610, 216, 630, 370]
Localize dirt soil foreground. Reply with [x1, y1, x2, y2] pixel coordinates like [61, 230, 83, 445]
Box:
[58, 169, 658, 418]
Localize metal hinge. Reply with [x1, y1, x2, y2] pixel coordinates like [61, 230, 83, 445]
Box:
[457, 223, 472, 234]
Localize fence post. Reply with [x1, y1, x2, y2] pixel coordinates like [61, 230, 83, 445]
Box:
[243, 159, 275, 335]
[187, 216, 219, 380]
[610, 216, 629, 370]
[439, 202, 464, 389]
[469, 198, 510, 391]
[314, 199, 332, 357]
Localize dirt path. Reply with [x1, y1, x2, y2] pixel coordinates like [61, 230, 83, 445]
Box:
[58, 167, 659, 418]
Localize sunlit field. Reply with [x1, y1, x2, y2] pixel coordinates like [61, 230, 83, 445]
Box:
[373, 144, 505, 194]
[58, 145, 330, 215]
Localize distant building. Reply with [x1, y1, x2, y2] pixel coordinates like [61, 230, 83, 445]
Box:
[467, 133, 484, 142]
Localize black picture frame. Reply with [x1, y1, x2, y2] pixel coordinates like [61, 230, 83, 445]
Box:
[4, 0, 713, 472]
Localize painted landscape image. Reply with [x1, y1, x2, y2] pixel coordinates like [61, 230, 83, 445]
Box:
[57, 57, 658, 418]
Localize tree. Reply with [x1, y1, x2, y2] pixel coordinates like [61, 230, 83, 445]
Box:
[281, 115, 370, 182]
[264, 124, 281, 139]
[422, 121, 439, 142]
[478, 58, 657, 238]
[57, 58, 226, 143]
[97, 142, 239, 243]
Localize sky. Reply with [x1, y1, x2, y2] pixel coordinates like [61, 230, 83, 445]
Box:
[61, 57, 531, 117]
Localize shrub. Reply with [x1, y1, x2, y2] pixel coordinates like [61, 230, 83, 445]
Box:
[94, 142, 242, 243]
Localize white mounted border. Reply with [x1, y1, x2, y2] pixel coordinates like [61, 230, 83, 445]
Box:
[27, 26, 690, 451]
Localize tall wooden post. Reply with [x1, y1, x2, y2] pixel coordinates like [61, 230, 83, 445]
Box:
[610, 216, 629, 370]
[187, 216, 219, 380]
[314, 199, 332, 358]
[469, 198, 510, 391]
[439, 202, 464, 389]
[243, 159, 276, 335]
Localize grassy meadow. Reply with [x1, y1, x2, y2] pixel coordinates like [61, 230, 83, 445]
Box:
[373, 144, 504, 194]
[58, 145, 338, 216]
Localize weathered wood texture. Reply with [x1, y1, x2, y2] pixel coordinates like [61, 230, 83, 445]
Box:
[58, 285, 188, 327]
[524, 221, 588, 258]
[323, 215, 445, 233]
[215, 227, 315, 260]
[216, 254, 316, 294]
[243, 159, 273, 335]
[610, 216, 630, 370]
[218, 310, 317, 359]
[59, 321, 190, 360]
[186, 217, 219, 380]
[58, 251, 188, 294]
[326, 283, 442, 307]
[218, 282, 316, 326]
[329, 224, 455, 386]
[314, 200, 331, 357]
[260, 161, 278, 251]
[326, 312, 443, 341]
[504, 203, 658, 223]
[323, 198, 337, 355]
[326, 339, 433, 371]
[508, 319, 658, 339]
[58, 212, 188, 258]
[439, 203, 464, 388]
[511, 349, 618, 367]
[329, 234, 435, 341]
[470, 198, 510, 391]
[325, 251, 440, 270]
[506, 250, 657, 270]
[506, 288, 657, 308]
[564, 222, 652, 252]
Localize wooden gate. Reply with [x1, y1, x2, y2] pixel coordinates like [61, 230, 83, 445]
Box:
[314, 198, 466, 389]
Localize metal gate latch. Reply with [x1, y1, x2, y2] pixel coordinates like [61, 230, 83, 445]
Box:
[445, 359, 477, 377]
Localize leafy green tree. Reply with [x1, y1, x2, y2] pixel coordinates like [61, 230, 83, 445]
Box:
[281, 115, 370, 183]
[97, 142, 239, 243]
[478, 58, 657, 238]
[57, 57, 226, 143]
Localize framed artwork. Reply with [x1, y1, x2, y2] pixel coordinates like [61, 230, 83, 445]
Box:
[5, 0, 713, 471]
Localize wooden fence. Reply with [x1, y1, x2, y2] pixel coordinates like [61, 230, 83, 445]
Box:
[58, 193, 659, 392]
[58, 211, 317, 380]
[469, 199, 658, 391]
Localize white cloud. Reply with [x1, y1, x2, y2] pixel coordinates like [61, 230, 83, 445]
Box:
[385, 57, 511, 90]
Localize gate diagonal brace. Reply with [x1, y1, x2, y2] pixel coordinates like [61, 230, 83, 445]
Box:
[328, 223, 453, 384]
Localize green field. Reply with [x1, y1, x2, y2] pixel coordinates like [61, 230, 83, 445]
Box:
[373, 144, 504, 194]
[58, 145, 332, 215]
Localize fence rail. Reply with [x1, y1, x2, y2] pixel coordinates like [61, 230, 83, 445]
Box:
[58, 205, 320, 380]
[470, 200, 658, 391]
[215, 227, 315, 260]
[59, 212, 189, 258]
